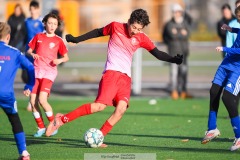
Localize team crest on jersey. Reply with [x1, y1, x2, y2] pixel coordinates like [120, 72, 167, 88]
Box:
[131, 37, 139, 45]
[34, 22, 39, 28]
[49, 42, 55, 49]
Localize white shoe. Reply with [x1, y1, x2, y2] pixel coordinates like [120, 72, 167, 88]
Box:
[201, 128, 220, 144]
[230, 138, 240, 151]
[33, 128, 46, 137]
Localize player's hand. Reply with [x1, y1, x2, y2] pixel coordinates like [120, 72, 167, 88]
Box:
[173, 54, 183, 65]
[221, 24, 231, 31]
[52, 59, 62, 65]
[23, 89, 31, 97]
[32, 54, 40, 60]
[216, 46, 223, 52]
[66, 34, 76, 43]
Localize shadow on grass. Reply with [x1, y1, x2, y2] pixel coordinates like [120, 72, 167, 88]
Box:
[108, 132, 232, 143]
[0, 133, 236, 154]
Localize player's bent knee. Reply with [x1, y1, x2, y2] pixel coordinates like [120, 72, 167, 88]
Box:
[92, 103, 106, 112]
[7, 113, 23, 134]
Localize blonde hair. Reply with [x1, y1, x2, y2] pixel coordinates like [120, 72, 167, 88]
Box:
[0, 22, 11, 39]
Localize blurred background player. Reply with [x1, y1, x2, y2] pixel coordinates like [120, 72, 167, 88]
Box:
[217, 3, 235, 58]
[24, 0, 44, 111]
[162, 4, 191, 100]
[7, 3, 26, 52]
[0, 22, 35, 160]
[46, 9, 183, 147]
[226, 0, 240, 50]
[27, 13, 69, 137]
[201, 6, 240, 151]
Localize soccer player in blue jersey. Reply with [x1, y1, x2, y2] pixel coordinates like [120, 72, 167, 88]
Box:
[0, 22, 35, 159]
[201, 6, 240, 151]
[25, 0, 44, 57]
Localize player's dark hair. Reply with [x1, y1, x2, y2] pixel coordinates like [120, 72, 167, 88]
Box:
[236, 0, 240, 6]
[42, 13, 61, 28]
[30, 0, 39, 8]
[235, 5, 240, 14]
[221, 3, 231, 11]
[129, 9, 150, 27]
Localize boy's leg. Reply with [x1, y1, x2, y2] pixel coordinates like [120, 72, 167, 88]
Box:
[201, 83, 223, 144]
[222, 90, 240, 138]
[45, 103, 105, 136]
[6, 113, 30, 158]
[38, 79, 54, 121]
[222, 90, 240, 151]
[100, 100, 127, 136]
[38, 92, 54, 122]
[208, 83, 223, 130]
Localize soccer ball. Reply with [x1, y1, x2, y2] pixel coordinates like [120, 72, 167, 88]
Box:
[84, 128, 104, 148]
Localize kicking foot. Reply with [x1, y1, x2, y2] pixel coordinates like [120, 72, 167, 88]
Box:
[46, 113, 64, 137]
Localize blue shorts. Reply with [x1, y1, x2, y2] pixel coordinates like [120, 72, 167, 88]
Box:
[213, 66, 240, 96]
[0, 97, 17, 114]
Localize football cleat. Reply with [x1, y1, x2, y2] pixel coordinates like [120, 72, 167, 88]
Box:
[33, 128, 46, 137]
[18, 150, 30, 160]
[230, 138, 240, 151]
[201, 128, 220, 144]
[46, 113, 64, 137]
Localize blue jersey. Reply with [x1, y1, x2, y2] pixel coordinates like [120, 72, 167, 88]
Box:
[222, 28, 240, 73]
[25, 17, 44, 63]
[25, 17, 44, 46]
[0, 41, 35, 100]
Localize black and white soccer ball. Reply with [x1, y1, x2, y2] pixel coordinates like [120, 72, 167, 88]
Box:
[84, 128, 104, 148]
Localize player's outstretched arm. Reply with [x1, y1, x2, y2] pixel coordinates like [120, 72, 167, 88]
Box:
[221, 24, 232, 32]
[19, 52, 35, 92]
[66, 28, 104, 43]
[149, 47, 183, 65]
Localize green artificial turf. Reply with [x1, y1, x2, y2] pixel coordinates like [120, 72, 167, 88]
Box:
[0, 97, 239, 160]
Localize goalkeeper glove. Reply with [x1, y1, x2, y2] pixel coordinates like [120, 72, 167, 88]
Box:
[172, 54, 183, 65]
[65, 34, 77, 43]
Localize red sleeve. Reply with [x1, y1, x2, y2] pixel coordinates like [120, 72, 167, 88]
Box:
[102, 22, 115, 36]
[140, 33, 155, 51]
[28, 34, 38, 50]
[58, 39, 68, 56]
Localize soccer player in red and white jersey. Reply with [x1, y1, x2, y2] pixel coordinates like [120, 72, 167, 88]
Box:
[46, 9, 183, 146]
[27, 13, 69, 137]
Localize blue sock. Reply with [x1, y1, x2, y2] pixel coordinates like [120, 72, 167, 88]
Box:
[208, 111, 217, 130]
[231, 116, 240, 138]
[14, 132, 27, 154]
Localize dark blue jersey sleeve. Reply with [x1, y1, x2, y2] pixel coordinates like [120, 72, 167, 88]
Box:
[223, 47, 240, 55]
[232, 28, 240, 34]
[18, 52, 35, 91]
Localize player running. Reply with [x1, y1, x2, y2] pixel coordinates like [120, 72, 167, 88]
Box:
[201, 6, 240, 151]
[0, 22, 35, 160]
[27, 13, 69, 137]
[46, 9, 183, 147]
